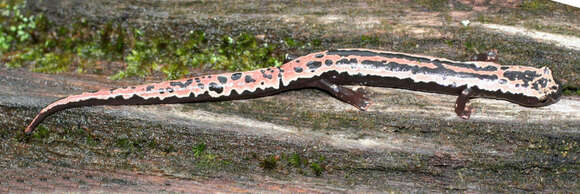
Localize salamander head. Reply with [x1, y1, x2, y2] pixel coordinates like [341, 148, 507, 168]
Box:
[511, 66, 562, 107]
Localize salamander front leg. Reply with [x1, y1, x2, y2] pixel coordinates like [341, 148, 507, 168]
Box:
[455, 87, 474, 119]
[310, 79, 372, 111]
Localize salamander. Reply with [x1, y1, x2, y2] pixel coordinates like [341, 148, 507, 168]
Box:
[24, 48, 562, 134]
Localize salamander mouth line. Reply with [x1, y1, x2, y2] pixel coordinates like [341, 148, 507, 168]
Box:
[24, 48, 562, 134]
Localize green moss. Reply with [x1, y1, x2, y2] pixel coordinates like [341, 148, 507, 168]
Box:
[260, 155, 278, 170]
[32, 125, 49, 140]
[310, 162, 324, 176]
[115, 134, 131, 148]
[64, 127, 99, 147]
[193, 142, 207, 158]
[114, 23, 126, 55]
[288, 153, 303, 168]
[360, 35, 380, 46]
[1, 0, 289, 80]
[32, 52, 70, 73]
[562, 85, 580, 96]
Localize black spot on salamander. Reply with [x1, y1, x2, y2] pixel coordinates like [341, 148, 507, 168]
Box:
[530, 78, 549, 91]
[170, 79, 194, 88]
[532, 83, 540, 90]
[208, 75, 212, 78]
[195, 77, 201, 82]
[245, 75, 256, 83]
[294, 67, 303, 73]
[295, 60, 300, 63]
[515, 84, 520, 87]
[218, 76, 228, 84]
[260, 69, 273, 79]
[336, 58, 351, 65]
[261, 82, 264, 85]
[325, 60, 333, 66]
[131, 86, 136, 89]
[231, 73, 242, 80]
[537, 78, 548, 88]
[197, 83, 204, 89]
[503, 70, 541, 88]
[158, 88, 165, 94]
[349, 58, 358, 64]
[501, 67, 509, 70]
[208, 82, 223, 94]
[166, 87, 174, 93]
[315, 54, 324, 58]
[307, 61, 322, 70]
[499, 79, 507, 84]
[146, 85, 155, 92]
[360, 60, 499, 81]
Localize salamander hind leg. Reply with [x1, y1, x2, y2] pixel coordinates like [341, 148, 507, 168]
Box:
[455, 87, 475, 119]
[310, 79, 372, 111]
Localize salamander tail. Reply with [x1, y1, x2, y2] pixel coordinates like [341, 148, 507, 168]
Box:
[25, 98, 71, 134]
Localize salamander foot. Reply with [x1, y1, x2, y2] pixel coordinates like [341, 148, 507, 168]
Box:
[311, 79, 372, 111]
[455, 87, 475, 119]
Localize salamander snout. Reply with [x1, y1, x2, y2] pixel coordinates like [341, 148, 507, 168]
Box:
[534, 67, 562, 106]
[534, 79, 562, 107]
[545, 79, 563, 105]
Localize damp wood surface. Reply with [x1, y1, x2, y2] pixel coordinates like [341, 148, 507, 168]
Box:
[2, 0, 580, 193]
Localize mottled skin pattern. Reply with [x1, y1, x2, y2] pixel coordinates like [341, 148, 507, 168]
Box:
[25, 49, 562, 134]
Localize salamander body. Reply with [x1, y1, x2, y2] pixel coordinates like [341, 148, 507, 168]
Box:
[25, 49, 562, 133]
